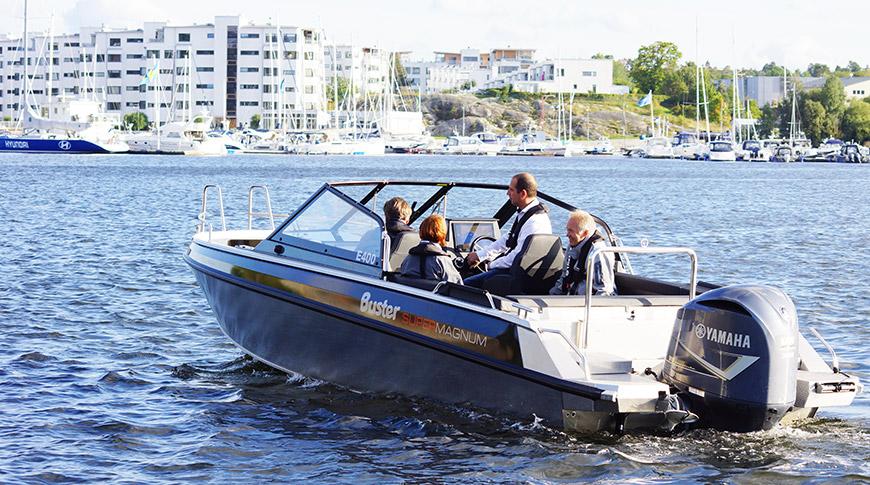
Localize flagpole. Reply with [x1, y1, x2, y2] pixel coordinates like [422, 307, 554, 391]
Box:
[650, 92, 654, 136]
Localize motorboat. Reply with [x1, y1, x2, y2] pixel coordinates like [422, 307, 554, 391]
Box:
[770, 145, 795, 163]
[512, 131, 566, 156]
[739, 140, 765, 161]
[470, 132, 503, 156]
[437, 136, 485, 155]
[185, 180, 861, 434]
[830, 143, 868, 163]
[642, 136, 675, 159]
[586, 137, 614, 156]
[1, 99, 129, 154]
[124, 116, 227, 156]
[672, 132, 706, 160]
[707, 140, 737, 162]
[817, 138, 845, 158]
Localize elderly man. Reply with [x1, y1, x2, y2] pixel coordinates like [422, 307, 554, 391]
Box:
[549, 209, 616, 296]
[464, 172, 552, 288]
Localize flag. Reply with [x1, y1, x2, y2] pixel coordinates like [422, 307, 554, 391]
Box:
[637, 90, 652, 107]
[139, 66, 157, 86]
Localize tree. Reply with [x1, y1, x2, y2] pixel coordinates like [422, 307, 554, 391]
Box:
[801, 99, 828, 144]
[847, 60, 862, 73]
[842, 99, 870, 143]
[819, 76, 846, 136]
[628, 41, 682, 94]
[759, 62, 785, 77]
[392, 53, 408, 87]
[807, 63, 831, 77]
[612, 59, 632, 89]
[123, 112, 149, 131]
[249, 114, 260, 129]
[326, 77, 351, 109]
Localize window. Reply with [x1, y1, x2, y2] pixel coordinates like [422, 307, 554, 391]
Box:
[304, 68, 313, 77]
[239, 101, 259, 106]
[240, 50, 259, 56]
[126, 54, 143, 59]
[284, 51, 297, 60]
[126, 86, 141, 92]
[462, 56, 478, 62]
[196, 83, 214, 89]
[146, 50, 160, 59]
[177, 50, 189, 59]
[196, 67, 214, 72]
[106, 102, 121, 110]
[196, 50, 214, 55]
[108, 70, 121, 78]
[277, 188, 382, 267]
[96, 54, 105, 62]
[164, 50, 174, 59]
[125, 101, 139, 107]
[106, 86, 121, 95]
[126, 69, 142, 75]
[283, 33, 296, 43]
[304, 51, 315, 60]
[240, 67, 259, 73]
[109, 38, 121, 47]
[127, 38, 143, 43]
[207, 33, 214, 39]
[240, 84, 259, 89]
[304, 85, 314, 94]
[196, 100, 214, 106]
[582, 71, 596, 77]
[178, 33, 191, 42]
[240, 33, 260, 39]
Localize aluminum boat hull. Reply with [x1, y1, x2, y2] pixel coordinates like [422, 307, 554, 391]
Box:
[185, 241, 619, 430]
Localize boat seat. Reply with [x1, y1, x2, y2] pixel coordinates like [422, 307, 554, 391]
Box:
[388, 232, 421, 271]
[390, 274, 440, 291]
[484, 234, 564, 296]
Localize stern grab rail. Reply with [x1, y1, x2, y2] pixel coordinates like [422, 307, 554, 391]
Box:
[580, 246, 698, 348]
[198, 185, 226, 233]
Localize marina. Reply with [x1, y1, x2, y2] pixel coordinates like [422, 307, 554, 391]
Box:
[0, 152, 867, 481]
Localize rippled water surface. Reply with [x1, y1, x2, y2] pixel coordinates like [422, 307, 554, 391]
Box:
[1, 153, 867, 483]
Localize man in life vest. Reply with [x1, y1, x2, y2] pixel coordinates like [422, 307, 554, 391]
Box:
[549, 209, 616, 296]
[465, 172, 552, 288]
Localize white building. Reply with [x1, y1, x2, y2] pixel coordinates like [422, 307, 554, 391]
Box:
[0, 16, 328, 130]
[324, 44, 390, 97]
[401, 47, 614, 95]
[487, 58, 615, 94]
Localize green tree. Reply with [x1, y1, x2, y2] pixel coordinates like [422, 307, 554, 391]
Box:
[847, 61, 862, 73]
[392, 53, 408, 87]
[613, 59, 632, 89]
[326, 76, 351, 109]
[807, 63, 831, 77]
[123, 112, 149, 131]
[249, 114, 260, 129]
[842, 99, 870, 143]
[759, 62, 785, 77]
[819, 76, 846, 136]
[800, 99, 828, 144]
[628, 41, 682, 94]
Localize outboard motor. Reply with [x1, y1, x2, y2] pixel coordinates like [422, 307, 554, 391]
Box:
[663, 285, 798, 431]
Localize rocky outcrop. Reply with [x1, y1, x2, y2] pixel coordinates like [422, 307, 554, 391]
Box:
[420, 93, 685, 138]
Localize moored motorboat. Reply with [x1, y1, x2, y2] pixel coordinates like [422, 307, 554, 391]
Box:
[185, 181, 861, 434]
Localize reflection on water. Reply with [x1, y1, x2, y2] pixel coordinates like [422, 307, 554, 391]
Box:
[0, 153, 867, 482]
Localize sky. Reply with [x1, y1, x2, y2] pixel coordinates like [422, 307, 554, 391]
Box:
[2, 0, 868, 71]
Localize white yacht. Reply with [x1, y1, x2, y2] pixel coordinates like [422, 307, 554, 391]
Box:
[643, 136, 675, 159]
[124, 116, 227, 156]
[708, 141, 738, 162]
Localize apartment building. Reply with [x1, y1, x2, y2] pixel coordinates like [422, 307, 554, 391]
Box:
[0, 16, 328, 129]
[324, 45, 391, 97]
[402, 47, 615, 95]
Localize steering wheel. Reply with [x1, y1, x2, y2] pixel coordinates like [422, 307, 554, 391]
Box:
[466, 235, 497, 273]
[442, 245, 467, 270]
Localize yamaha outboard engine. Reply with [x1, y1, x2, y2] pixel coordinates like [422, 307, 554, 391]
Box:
[663, 285, 798, 431]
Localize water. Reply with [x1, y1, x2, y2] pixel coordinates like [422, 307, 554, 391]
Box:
[1, 153, 867, 483]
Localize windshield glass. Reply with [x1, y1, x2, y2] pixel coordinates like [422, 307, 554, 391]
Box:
[280, 188, 383, 266]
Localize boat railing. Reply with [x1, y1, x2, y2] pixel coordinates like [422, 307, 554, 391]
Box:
[580, 246, 697, 348]
[247, 185, 276, 230]
[538, 328, 592, 379]
[198, 184, 226, 233]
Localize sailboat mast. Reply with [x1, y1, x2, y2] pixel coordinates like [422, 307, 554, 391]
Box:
[695, 17, 700, 140]
[18, 0, 28, 127]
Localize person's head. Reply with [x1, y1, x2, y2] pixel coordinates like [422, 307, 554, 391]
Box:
[566, 209, 596, 246]
[383, 197, 411, 223]
[508, 172, 538, 209]
[419, 214, 448, 246]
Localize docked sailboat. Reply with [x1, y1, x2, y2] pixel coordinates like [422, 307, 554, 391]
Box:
[124, 116, 227, 156]
[2, 99, 129, 154]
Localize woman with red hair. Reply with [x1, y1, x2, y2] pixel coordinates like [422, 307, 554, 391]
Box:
[399, 214, 463, 284]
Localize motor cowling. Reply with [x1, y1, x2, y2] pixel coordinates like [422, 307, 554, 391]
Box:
[663, 285, 798, 431]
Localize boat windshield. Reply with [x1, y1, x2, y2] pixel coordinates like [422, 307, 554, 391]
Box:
[276, 187, 383, 268]
[710, 142, 732, 152]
